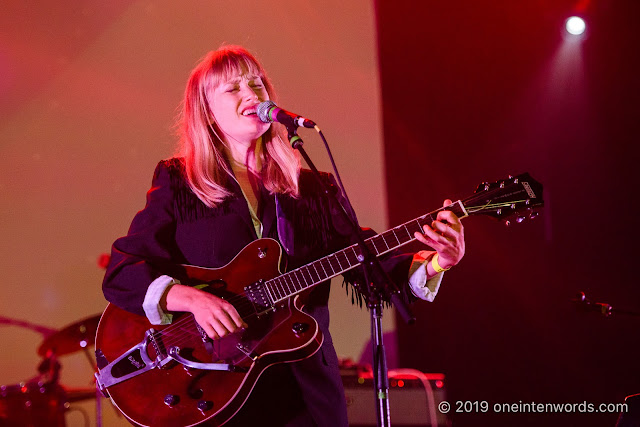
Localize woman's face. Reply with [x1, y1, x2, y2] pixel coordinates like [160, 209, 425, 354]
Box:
[208, 70, 270, 146]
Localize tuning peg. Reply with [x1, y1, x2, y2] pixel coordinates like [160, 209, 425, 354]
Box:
[475, 182, 490, 193]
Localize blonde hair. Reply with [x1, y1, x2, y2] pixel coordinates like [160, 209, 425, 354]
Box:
[177, 45, 300, 207]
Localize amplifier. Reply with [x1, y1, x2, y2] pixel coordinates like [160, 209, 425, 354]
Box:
[341, 367, 449, 427]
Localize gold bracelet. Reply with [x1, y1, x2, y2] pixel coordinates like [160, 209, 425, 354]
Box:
[431, 253, 451, 273]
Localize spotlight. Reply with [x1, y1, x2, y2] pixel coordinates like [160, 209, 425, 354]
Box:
[565, 16, 586, 35]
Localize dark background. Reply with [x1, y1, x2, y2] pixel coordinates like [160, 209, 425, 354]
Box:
[377, 0, 639, 426]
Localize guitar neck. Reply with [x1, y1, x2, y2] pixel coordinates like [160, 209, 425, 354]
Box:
[263, 201, 469, 305]
[261, 172, 544, 305]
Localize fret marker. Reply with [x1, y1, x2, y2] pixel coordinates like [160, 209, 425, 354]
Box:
[357, 255, 365, 262]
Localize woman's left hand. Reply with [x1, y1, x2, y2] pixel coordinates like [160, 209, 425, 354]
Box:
[414, 199, 466, 270]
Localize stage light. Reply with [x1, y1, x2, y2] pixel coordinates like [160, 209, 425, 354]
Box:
[565, 16, 586, 35]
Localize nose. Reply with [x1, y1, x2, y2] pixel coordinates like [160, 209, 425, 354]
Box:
[240, 83, 259, 101]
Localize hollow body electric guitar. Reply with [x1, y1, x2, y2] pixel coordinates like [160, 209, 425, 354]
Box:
[95, 173, 543, 426]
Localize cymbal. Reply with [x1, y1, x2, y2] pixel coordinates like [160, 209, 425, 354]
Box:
[38, 314, 101, 357]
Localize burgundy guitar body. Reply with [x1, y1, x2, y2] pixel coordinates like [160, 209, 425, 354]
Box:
[95, 173, 544, 427]
[95, 239, 322, 427]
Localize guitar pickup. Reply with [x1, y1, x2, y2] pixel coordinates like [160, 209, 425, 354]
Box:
[245, 280, 274, 315]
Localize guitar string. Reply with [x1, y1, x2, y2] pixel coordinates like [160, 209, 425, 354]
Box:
[154, 205, 525, 352]
[146, 186, 538, 353]
[146, 214, 437, 349]
[151, 205, 514, 349]
[106, 183, 533, 358]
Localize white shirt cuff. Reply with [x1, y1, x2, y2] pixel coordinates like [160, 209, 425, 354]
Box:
[408, 251, 444, 302]
[143, 275, 179, 325]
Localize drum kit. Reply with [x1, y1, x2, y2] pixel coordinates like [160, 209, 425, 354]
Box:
[0, 314, 104, 427]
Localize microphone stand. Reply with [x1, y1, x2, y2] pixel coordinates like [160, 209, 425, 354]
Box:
[286, 126, 415, 427]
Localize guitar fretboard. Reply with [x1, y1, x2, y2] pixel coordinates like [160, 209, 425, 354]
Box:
[262, 201, 467, 304]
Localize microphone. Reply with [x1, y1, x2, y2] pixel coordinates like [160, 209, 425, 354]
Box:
[572, 292, 613, 316]
[257, 101, 316, 129]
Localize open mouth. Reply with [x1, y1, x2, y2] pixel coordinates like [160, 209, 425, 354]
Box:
[241, 105, 258, 117]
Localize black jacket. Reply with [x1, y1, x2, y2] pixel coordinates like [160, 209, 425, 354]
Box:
[103, 158, 413, 426]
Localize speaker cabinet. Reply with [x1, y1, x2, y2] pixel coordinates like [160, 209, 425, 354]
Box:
[342, 368, 450, 427]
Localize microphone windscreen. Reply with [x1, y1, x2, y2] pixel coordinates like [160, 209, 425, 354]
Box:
[257, 101, 276, 124]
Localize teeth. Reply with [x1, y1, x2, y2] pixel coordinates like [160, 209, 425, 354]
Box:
[242, 111, 256, 116]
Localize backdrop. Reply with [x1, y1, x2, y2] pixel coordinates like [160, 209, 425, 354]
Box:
[378, 1, 640, 426]
[0, 1, 389, 425]
[2, 1, 638, 426]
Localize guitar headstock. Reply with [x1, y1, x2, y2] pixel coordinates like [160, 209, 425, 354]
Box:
[463, 173, 543, 225]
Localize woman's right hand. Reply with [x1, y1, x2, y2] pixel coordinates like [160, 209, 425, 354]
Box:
[164, 284, 247, 339]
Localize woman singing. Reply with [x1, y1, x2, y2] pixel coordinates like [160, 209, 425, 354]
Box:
[102, 45, 465, 426]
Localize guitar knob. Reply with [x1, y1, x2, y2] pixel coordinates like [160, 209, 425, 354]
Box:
[529, 212, 539, 220]
[197, 400, 214, 412]
[516, 216, 525, 223]
[292, 322, 309, 336]
[164, 394, 180, 407]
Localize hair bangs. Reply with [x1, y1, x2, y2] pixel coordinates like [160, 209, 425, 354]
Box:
[207, 47, 265, 89]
